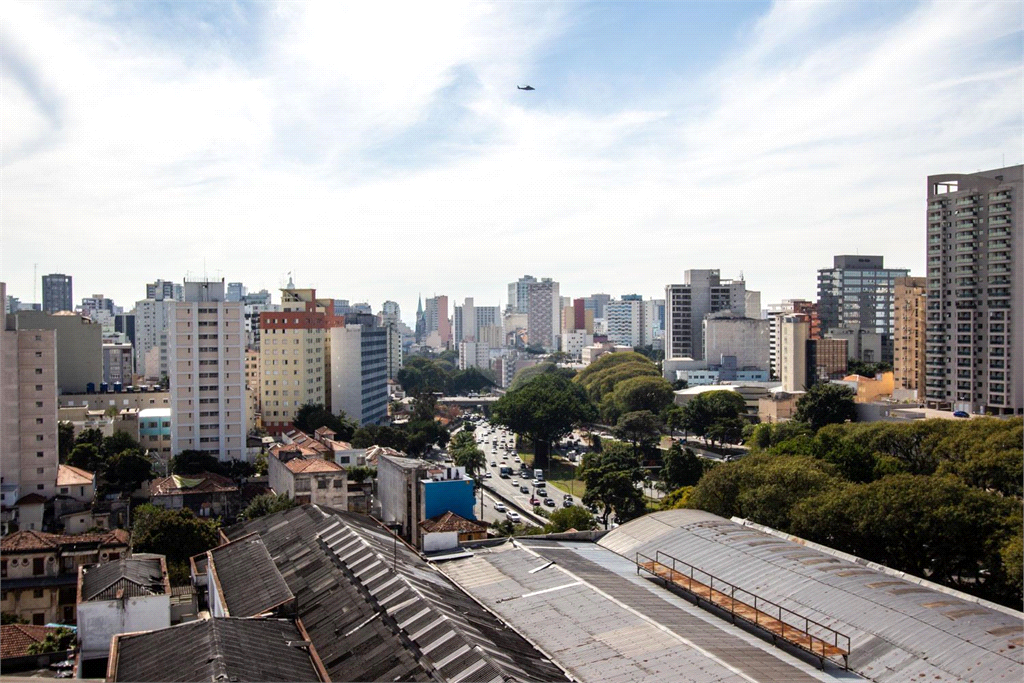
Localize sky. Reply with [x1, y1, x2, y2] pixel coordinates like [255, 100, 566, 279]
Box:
[2, 0, 1022, 326]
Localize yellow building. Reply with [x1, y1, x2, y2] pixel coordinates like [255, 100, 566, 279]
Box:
[893, 277, 927, 396]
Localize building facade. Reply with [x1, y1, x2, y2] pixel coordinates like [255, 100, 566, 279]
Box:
[330, 323, 388, 426]
[41, 274, 73, 314]
[665, 270, 747, 362]
[925, 166, 1022, 414]
[7, 310, 102, 394]
[893, 276, 927, 396]
[817, 255, 909, 364]
[168, 281, 247, 461]
[1, 284, 59, 508]
[526, 278, 560, 352]
[102, 343, 134, 385]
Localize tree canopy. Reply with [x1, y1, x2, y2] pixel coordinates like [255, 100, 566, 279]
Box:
[579, 442, 647, 527]
[131, 504, 220, 565]
[681, 390, 748, 446]
[660, 444, 705, 490]
[491, 372, 596, 469]
[241, 493, 297, 521]
[509, 363, 575, 391]
[793, 383, 857, 431]
[293, 403, 357, 441]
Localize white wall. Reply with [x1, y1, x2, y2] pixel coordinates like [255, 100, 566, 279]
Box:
[422, 531, 458, 552]
[77, 594, 170, 661]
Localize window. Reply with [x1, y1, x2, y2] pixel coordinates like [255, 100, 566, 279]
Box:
[1, 559, 6, 577]
[32, 613, 45, 626]
[36, 452, 44, 457]
[33, 558, 44, 575]
[35, 401, 43, 408]
[60, 487, 68, 494]
[36, 435, 44, 441]
[35, 385, 43, 391]
[35, 368, 43, 375]
[37, 468, 44, 474]
[35, 418, 43, 424]
[33, 588, 44, 599]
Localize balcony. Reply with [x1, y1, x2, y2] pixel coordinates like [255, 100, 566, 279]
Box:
[989, 217, 1011, 227]
[954, 196, 978, 206]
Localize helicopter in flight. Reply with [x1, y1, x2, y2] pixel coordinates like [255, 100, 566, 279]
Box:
[517, 85, 535, 91]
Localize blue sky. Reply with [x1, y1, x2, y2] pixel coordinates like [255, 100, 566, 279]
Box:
[2, 0, 1021, 324]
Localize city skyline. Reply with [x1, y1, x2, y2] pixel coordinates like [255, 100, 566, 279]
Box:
[2, 1, 1021, 321]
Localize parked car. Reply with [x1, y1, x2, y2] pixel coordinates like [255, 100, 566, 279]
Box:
[493, 502, 507, 512]
[953, 410, 970, 418]
[506, 511, 521, 523]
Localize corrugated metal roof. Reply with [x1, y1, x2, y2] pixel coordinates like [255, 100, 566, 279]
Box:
[81, 558, 166, 602]
[208, 534, 294, 617]
[224, 505, 567, 683]
[597, 510, 1024, 683]
[441, 538, 837, 683]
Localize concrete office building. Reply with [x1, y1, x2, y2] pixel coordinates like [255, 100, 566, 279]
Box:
[41, 274, 72, 314]
[1, 283, 60, 508]
[259, 289, 333, 434]
[642, 299, 665, 346]
[925, 166, 1022, 415]
[665, 270, 747, 363]
[226, 282, 246, 302]
[114, 313, 135, 349]
[526, 278, 560, 352]
[241, 289, 277, 349]
[703, 314, 771, 371]
[767, 300, 820, 379]
[817, 255, 909, 364]
[825, 326, 884, 364]
[102, 343, 134, 385]
[894, 277, 928, 396]
[6, 310, 102, 395]
[330, 323, 388, 426]
[458, 341, 491, 371]
[779, 314, 810, 393]
[168, 281, 247, 462]
[453, 298, 476, 343]
[583, 294, 611, 319]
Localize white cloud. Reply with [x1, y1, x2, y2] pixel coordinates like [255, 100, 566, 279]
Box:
[1, 0, 1020, 322]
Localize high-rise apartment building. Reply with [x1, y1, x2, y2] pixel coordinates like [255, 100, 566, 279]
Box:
[330, 324, 388, 426]
[102, 343, 134, 385]
[779, 314, 810, 393]
[7, 310, 102, 394]
[241, 289, 277, 349]
[605, 296, 644, 347]
[893, 277, 927, 396]
[41, 274, 73, 314]
[925, 166, 1022, 415]
[453, 298, 476, 343]
[526, 279, 560, 352]
[424, 295, 451, 347]
[507, 276, 538, 314]
[259, 289, 334, 435]
[380, 301, 404, 380]
[583, 294, 611, 320]
[817, 255, 909, 364]
[134, 298, 174, 381]
[168, 281, 247, 461]
[1, 283, 60, 509]
[146, 279, 183, 302]
[665, 270, 747, 361]
[767, 300, 820, 379]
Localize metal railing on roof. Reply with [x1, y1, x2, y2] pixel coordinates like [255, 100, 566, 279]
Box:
[636, 550, 850, 670]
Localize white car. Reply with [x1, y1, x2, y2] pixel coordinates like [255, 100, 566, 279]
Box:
[493, 502, 507, 512]
[505, 510, 521, 523]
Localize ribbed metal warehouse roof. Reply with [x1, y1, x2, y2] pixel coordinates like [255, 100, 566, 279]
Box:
[598, 509, 1023, 683]
[440, 538, 841, 683]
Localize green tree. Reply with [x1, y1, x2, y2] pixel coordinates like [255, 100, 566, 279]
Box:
[347, 466, 376, 484]
[131, 504, 220, 565]
[103, 430, 141, 456]
[579, 441, 647, 527]
[663, 404, 684, 438]
[661, 444, 704, 490]
[26, 627, 76, 655]
[104, 450, 154, 494]
[241, 493, 296, 520]
[351, 424, 410, 451]
[706, 417, 746, 446]
[614, 410, 662, 460]
[1, 613, 28, 625]
[491, 373, 596, 470]
[612, 375, 675, 416]
[254, 453, 268, 476]
[75, 427, 105, 450]
[293, 403, 357, 441]
[545, 506, 597, 533]
[509, 363, 575, 391]
[453, 444, 486, 480]
[449, 367, 496, 395]
[171, 450, 222, 475]
[58, 421, 75, 462]
[681, 391, 747, 446]
[793, 383, 857, 432]
[66, 443, 103, 472]
[687, 453, 841, 530]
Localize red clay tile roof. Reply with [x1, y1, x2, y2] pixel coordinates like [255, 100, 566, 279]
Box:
[57, 464, 94, 487]
[0, 528, 130, 553]
[0, 624, 59, 659]
[418, 511, 489, 534]
[149, 472, 238, 496]
[284, 458, 344, 474]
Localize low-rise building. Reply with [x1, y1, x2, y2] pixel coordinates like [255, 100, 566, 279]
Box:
[206, 533, 295, 619]
[0, 529, 130, 625]
[0, 624, 74, 672]
[147, 472, 238, 518]
[418, 511, 489, 552]
[267, 446, 348, 509]
[76, 556, 171, 666]
[138, 407, 172, 463]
